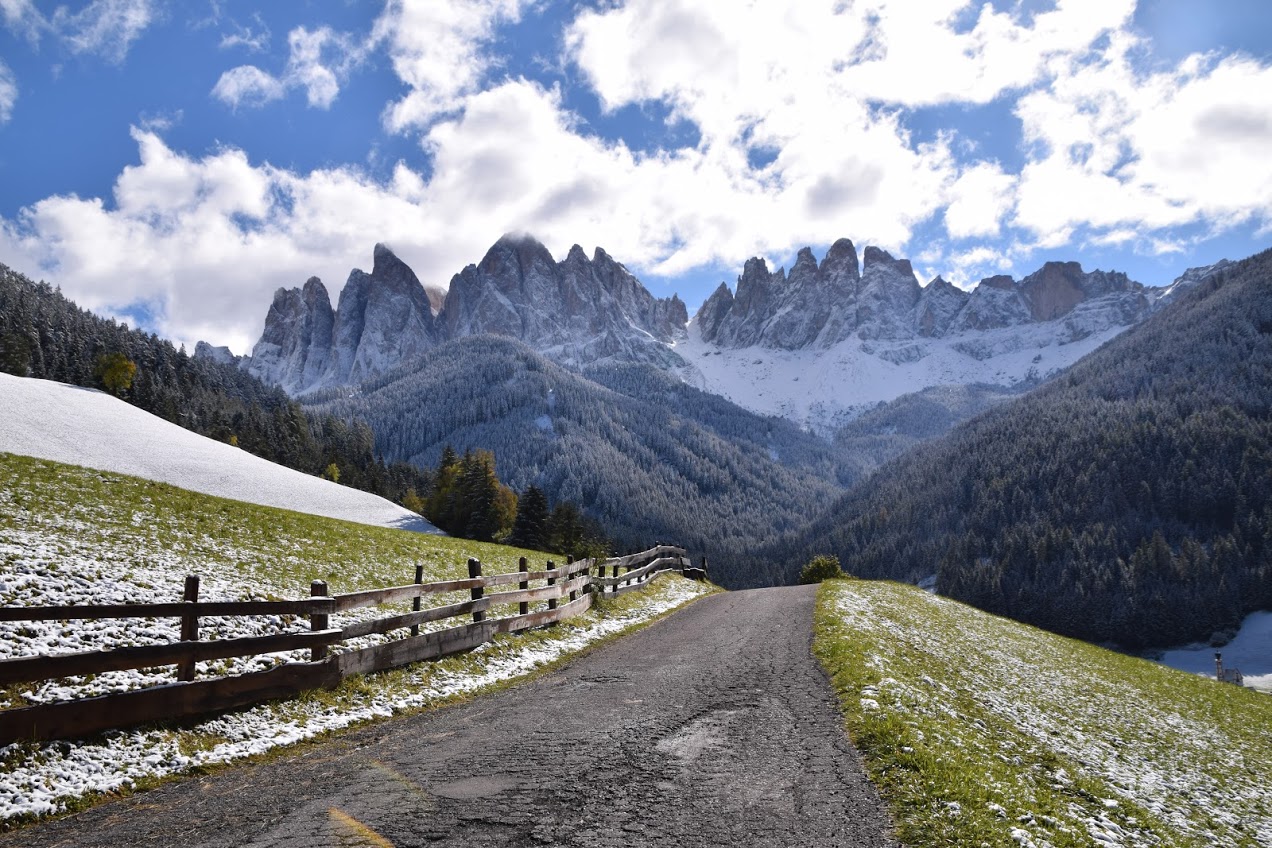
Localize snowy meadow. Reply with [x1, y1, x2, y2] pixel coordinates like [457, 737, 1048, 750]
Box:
[815, 579, 1272, 848]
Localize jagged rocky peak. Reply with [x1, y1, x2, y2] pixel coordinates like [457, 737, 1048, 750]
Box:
[193, 341, 238, 366]
[444, 232, 687, 364]
[330, 244, 437, 387]
[914, 276, 969, 338]
[819, 238, 861, 287]
[692, 238, 1154, 352]
[244, 276, 335, 395]
[1018, 261, 1140, 322]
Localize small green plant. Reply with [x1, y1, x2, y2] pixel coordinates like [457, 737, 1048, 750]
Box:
[799, 554, 845, 584]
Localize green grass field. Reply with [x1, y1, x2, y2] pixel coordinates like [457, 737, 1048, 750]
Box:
[814, 579, 1272, 848]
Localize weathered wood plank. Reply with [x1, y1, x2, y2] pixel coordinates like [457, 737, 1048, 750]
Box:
[0, 598, 333, 622]
[0, 630, 344, 685]
[496, 593, 592, 634]
[592, 557, 678, 587]
[0, 659, 341, 745]
[339, 577, 590, 640]
[333, 621, 499, 677]
[332, 578, 484, 612]
[602, 546, 685, 570]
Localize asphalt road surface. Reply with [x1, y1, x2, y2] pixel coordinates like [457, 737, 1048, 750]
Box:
[2, 585, 898, 847]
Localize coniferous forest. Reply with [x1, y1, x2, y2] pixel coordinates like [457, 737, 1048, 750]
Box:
[781, 249, 1272, 647]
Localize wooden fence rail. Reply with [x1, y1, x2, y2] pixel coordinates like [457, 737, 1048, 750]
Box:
[0, 545, 706, 745]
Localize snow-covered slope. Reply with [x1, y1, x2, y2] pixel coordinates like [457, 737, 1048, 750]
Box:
[0, 373, 440, 533]
[674, 317, 1127, 434]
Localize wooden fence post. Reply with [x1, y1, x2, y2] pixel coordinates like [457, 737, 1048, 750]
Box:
[567, 556, 577, 602]
[176, 575, 200, 682]
[546, 560, 557, 611]
[411, 564, 424, 637]
[518, 557, 529, 616]
[310, 580, 329, 661]
[469, 559, 485, 623]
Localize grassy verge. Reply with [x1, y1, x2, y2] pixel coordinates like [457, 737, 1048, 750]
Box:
[813, 579, 1272, 848]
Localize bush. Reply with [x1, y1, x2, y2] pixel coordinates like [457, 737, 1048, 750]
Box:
[800, 554, 845, 584]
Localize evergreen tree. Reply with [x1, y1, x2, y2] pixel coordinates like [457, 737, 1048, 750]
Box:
[509, 485, 550, 550]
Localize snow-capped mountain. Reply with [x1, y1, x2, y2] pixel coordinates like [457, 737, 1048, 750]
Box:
[676, 239, 1171, 433]
[223, 232, 1228, 436]
[235, 235, 687, 395]
[695, 238, 1149, 349]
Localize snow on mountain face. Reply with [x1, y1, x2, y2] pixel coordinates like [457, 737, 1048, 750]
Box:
[676, 243, 1204, 435]
[238, 235, 687, 395]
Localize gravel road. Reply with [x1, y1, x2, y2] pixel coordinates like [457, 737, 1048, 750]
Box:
[2, 585, 898, 847]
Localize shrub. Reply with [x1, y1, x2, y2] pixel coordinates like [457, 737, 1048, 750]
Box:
[800, 554, 845, 584]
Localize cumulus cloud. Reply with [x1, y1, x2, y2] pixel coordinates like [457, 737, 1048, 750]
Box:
[373, 0, 526, 131]
[0, 59, 16, 124]
[212, 25, 361, 110]
[0, 128, 433, 353]
[211, 65, 286, 110]
[1012, 43, 1272, 247]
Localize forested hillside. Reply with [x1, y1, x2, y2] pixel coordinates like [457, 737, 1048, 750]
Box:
[786, 248, 1272, 647]
[306, 336, 850, 582]
[0, 264, 430, 505]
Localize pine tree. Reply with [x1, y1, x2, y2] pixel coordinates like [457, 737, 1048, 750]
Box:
[509, 485, 550, 550]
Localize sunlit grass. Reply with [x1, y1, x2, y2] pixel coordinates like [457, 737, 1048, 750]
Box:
[814, 579, 1272, 848]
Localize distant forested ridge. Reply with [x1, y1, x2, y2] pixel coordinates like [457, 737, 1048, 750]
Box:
[0, 264, 430, 506]
[785, 248, 1272, 647]
[305, 335, 852, 583]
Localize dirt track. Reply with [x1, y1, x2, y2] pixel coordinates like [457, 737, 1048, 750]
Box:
[2, 585, 897, 847]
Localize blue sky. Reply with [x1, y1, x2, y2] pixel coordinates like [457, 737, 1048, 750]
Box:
[1, 0, 1270, 353]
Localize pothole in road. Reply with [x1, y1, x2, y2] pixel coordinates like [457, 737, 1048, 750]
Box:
[654, 709, 740, 761]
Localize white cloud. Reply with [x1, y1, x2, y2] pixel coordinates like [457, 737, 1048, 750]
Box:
[944, 162, 1016, 239]
[212, 25, 361, 111]
[53, 0, 158, 64]
[2, 0, 158, 61]
[0, 0, 43, 42]
[0, 128, 431, 354]
[0, 59, 16, 124]
[212, 65, 286, 110]
[1012, 43, 1272, 244]
[218, 14, 270, 52]
[372, 0, 526, 132]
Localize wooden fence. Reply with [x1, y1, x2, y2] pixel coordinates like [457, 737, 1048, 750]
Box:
[0, 545, 706, 745]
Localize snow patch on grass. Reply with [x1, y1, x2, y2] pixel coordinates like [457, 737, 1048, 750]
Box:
[815, 580, 1272, 848]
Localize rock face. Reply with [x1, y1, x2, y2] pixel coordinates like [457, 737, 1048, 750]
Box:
[240, 236, 688, 395]
[327, 244, 437, 386]
[698, 241, 1152, 349]
[244, 277, 335, 394]
[193, 341, 238, 366]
